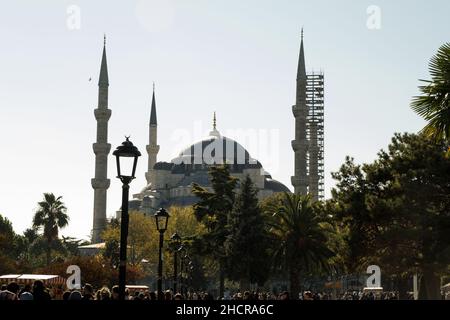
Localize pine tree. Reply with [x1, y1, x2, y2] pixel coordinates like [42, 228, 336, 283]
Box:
[225, 175, 270, 289]
[192, 164, 237, 298]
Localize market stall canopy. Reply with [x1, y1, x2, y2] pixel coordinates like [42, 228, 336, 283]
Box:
[0, 274, 66, 286]
[363, 287, 383, 292]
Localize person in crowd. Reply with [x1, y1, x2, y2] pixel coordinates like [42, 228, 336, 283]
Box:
[174, 293, 183, 300]
[62, 291, 71, 301]
[203, 292, 214, 300]
[32, 280, 51, 301]
[82, 283, 94, 300]
[304, 291, 314, 300]
[164, 290, 173, 300]
[279, 291, 290, 300]
[149, 291, 157, 300]
[19, 284, 34, 301]
[0, 282, 19, 300]
[137, 292, 146, 300]
[99, 286, 112, 300]
[68, 290, 82, 300]
[111, 285, 120, 300]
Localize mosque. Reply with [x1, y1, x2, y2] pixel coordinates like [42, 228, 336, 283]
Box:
[127, 93, 290, 217]
[90, 31, 324, 243]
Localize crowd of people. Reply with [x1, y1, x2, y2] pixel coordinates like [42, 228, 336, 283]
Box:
[1, 281, 448, 300]
[0, 281, 291, 301]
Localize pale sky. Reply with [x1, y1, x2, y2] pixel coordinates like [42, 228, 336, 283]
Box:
[0, 0, 448, 240]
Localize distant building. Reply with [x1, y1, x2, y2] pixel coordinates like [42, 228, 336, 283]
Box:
[78, 242, 106, 256]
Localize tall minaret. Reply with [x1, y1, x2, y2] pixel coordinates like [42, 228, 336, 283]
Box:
[291, 29, 309, 195]
[91, 36, 111, 243]
[145, 83, 160, 185]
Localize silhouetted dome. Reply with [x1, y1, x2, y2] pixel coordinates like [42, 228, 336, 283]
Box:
[171, 130, 257, 166]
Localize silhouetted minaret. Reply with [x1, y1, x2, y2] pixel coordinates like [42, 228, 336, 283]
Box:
[145, 83, 160, 185]
[291, 29, 308, 195]
[91, 36, 111, 243]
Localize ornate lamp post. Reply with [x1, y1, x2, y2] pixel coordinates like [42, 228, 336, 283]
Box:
[170, 232, 182, 294]
[154, 207, 170, 300]
[179, 246, 186, 295]
[182, 254, 192, 295]
[112, 137, 141, 301]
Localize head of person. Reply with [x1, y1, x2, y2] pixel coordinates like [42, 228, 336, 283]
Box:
[279, 291, 290, 300]
[174, 293, 183, 300]
[111, 285, 120, 300]
[62, 291, 71, 301]
[164, 290, 172, 300]
[306, 291, 315, 300]
[19, 291, 34, 301]
[83, 283, 93, 296]
[68, 290, 82, 300]
[22, 284, 32, 293]
[100, 287, 111, 300]
[33, 280, 45, 292]
[6, 282, 20, 294]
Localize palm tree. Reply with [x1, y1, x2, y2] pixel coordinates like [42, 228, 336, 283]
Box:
[266, 193, 335, 299]
[411, 43, 450, 143]
[32, 193, 69, 265]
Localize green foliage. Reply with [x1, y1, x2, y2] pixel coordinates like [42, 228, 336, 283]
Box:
[32, 193, 69, 266]
[102, 211, 153, 268]
[262, 192, 336, 298]
[0, 214, 19, 274]
[101, 207, 206, 284]
[192, 165, 237, 259]
[225, 175, 271, 288]
[35, 255, 144, 288]
[192, 164, 238, 296]
[411, 42, 450, 143]
[332, 133, 450, 299]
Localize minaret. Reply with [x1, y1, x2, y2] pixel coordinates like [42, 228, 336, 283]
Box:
[145, 83, 160, 185]
[91, 36, 111, 243]
[291, 29, 309, 195]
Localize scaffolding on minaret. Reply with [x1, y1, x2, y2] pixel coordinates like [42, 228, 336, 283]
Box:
[306, 72, 324, 200]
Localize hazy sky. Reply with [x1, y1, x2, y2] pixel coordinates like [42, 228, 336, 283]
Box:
[0, 0, 448, 240]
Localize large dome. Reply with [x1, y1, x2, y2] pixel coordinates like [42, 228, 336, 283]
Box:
[171, 128, 258, 166]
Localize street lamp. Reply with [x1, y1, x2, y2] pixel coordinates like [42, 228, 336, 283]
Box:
[179, 246, 187, 295]
[182, 254, 192, 294]
[154, 207, 170, 300]
[170, 232, 182, 294]
[113, 137, 141, 301]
